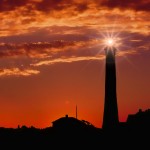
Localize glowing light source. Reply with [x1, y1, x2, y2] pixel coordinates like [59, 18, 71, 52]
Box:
[105, 38, 115, 47]
[100, 30, 122, 51]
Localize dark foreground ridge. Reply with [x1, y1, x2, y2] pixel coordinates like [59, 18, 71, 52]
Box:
[0, 109, 150, 149]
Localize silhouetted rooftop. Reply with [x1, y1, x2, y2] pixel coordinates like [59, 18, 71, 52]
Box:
[52, 115, 94, 129]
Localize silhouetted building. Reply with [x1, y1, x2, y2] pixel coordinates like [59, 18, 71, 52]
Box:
[102, 47, 119, 129]
[126, 109, 150, 128]
[52, 114, 94, 130]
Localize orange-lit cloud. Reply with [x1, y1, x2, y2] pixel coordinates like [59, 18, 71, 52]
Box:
[0, 0, 149, 38]
[0, 68, 40, 77]
[31, 55, 105, 66]
[31, 49, 141, 67]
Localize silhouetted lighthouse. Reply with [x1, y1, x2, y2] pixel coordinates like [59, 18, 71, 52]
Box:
[102, 47, 119, 129]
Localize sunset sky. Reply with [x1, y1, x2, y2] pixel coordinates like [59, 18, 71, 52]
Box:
[0, 0, 150, 128]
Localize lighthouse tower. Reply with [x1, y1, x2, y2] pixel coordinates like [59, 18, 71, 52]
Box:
[102, 47, 119, 129]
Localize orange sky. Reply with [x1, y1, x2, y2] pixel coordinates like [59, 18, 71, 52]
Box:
[0, 0, 150, 128]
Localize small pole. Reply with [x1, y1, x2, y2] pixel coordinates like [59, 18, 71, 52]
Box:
[76, 105, 77, 119]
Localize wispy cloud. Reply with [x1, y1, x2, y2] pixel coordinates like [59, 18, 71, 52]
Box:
[31, 47, 144, 67]
[117, 50, 138, 57]
[31, 55, 105, 66]
[0, 68, 40, 77]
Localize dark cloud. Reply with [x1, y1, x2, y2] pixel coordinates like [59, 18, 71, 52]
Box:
[101, 0, 150, 11]
[0, 31, 149, 59]
[0, 39, 100, 59]
[35, 0, 71, 12]
[35, 0, 150, 12]
[35, 0, 89, 14]
[0, 41, 76, 58]
[0, 0, 149, 14]
[0, 39, 105, 60]
[0, 0, 29, 12]
[0, 0, 87, 13]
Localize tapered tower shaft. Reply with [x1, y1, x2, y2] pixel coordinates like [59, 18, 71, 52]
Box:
[102, 47, 119, 129]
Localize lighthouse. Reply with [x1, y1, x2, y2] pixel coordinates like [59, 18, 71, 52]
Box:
[102, 47, 119, 129]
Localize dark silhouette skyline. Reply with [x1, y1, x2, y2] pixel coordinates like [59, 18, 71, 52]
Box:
[102, 47, 119, 129]
[0, 108, 150, 149]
